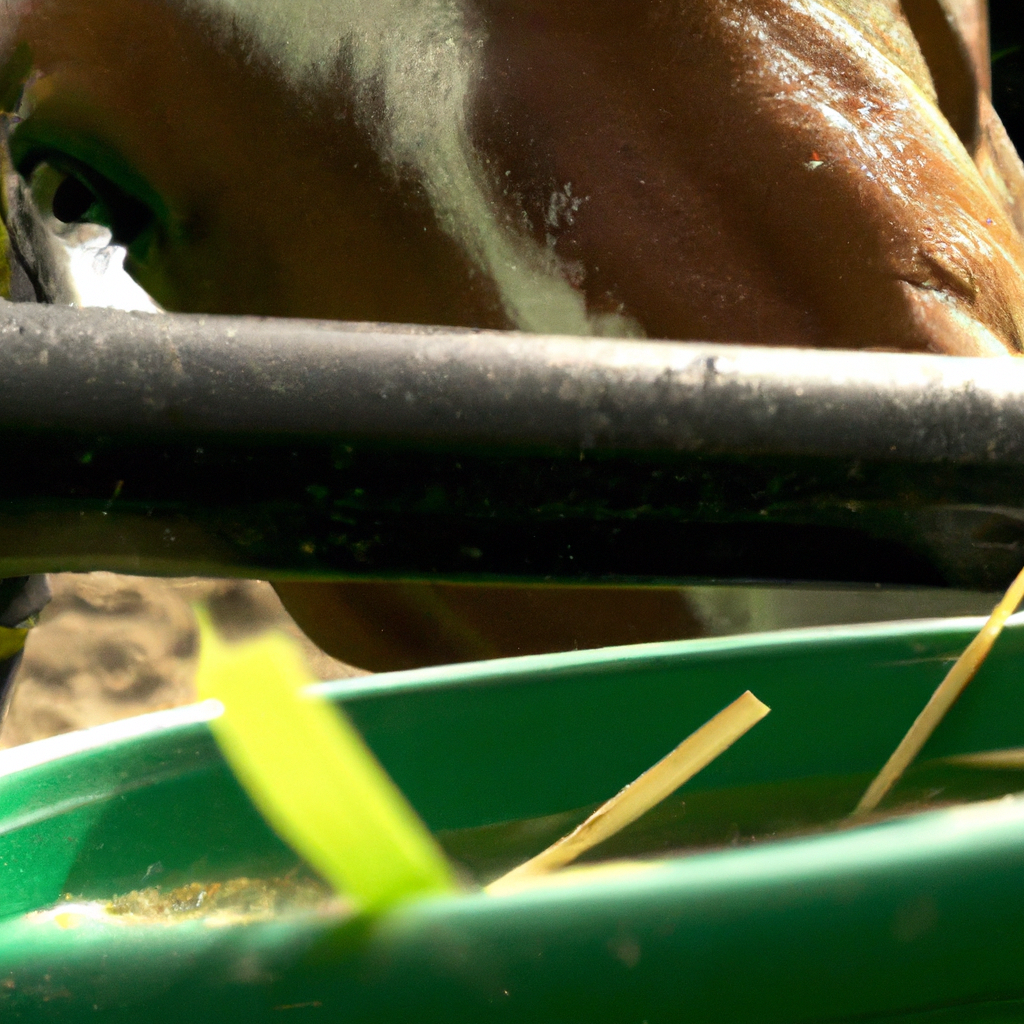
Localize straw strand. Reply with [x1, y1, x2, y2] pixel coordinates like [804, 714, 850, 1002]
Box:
[854, 563, 1024, 816]
[487, 690, 770, 892]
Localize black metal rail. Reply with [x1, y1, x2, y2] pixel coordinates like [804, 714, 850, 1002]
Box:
[2, 300, 1023, 589]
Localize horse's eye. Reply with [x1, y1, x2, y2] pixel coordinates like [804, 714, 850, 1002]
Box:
[26, 159, 155, 247]
[38, 163, 154, 247]
[51, 173, 96, 224]
[9, 125, 162, 250]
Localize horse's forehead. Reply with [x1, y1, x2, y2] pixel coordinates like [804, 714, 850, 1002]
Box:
[180, 0, 358, 81]
[176, 0, 473, 86]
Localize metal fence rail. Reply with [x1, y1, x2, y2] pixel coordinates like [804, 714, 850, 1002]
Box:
[1, 300, 1022, 589]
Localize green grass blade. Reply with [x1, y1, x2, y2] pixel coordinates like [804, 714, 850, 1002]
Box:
[193, 607, 457, 912]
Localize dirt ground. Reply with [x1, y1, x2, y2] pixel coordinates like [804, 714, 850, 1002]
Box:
[0, 573, 996, 750]
[0, 573, 366, 749]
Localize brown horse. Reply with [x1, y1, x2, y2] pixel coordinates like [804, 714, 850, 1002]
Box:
[2, 0, 1022, 668]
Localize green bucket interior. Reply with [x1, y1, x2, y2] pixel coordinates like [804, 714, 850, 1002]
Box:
[4, 615, 1024, 1023]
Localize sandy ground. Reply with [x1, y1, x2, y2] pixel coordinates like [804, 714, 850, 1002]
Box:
[0, 573, 996, 750]
[0, 573, 366, 749]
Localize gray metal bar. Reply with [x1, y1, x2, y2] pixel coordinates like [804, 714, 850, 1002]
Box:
[1, 300, 1022, 462]
[0, 300, 1021, 588]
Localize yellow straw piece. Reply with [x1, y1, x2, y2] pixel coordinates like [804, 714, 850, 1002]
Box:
[193, 608, 456, 912]
[942, 748, 1024, 770]
[487, 690, 770, 893]
[854, 563, 1024, 816]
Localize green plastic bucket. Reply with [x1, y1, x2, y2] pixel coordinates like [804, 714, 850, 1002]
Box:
[4, 615, 1024, 1023]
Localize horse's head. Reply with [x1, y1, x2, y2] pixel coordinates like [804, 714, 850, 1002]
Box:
[2, 0, 1023, 353]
